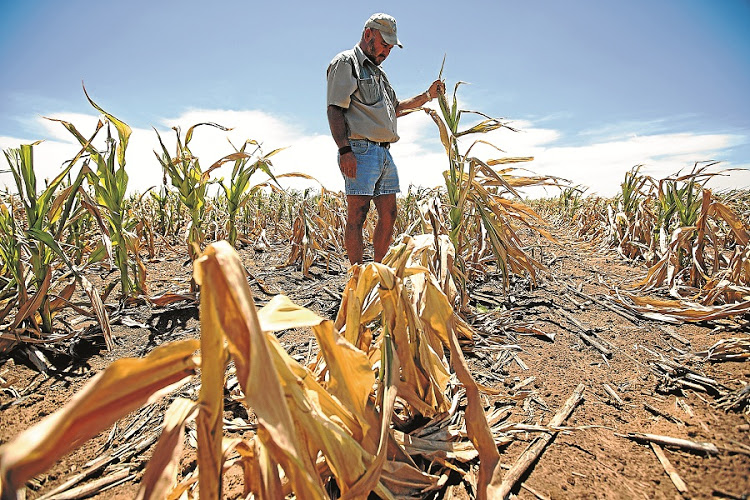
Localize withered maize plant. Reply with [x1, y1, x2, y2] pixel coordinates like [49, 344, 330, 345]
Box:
[0, 237, 513, 499]
[412, 66, 561, 308]
[534, 163, 750, 322]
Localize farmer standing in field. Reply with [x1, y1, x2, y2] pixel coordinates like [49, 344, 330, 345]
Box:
[327, 13, 444, 265]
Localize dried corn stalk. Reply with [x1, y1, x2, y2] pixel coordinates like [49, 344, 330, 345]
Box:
[0, 237, 506, 499]
[284, 188, 346, 276]
[610, 185, 750, 322]
[694, 337, 750, 362]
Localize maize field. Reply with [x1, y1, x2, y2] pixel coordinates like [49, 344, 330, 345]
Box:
[0, 87, 748, 499]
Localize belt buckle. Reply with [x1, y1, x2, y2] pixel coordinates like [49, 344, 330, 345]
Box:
[366, 139, 389, 149]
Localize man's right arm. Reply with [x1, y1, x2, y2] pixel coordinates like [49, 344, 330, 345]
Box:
[327, 105, 357, 178]
[327, 56, 358, 178]
[327, 105, 349, 150]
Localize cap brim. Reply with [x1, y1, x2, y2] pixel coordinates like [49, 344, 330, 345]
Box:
[380, 31, 404, 49]
[380, 31, 403, 48]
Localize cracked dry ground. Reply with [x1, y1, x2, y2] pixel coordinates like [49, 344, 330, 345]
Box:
[0, 224, 748, 499]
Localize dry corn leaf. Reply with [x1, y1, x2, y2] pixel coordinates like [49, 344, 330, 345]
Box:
[195, 241, 324, 498]
[196, 241, 405, 498]
[384, 237, 502, 497]
[265, 328, 403, 499]
[257, 294, 327, 331]
[149, 292, 197, 307]
[136, 398, 198, 500]
[79, 273, 114, 351]
[2, 233, 508, 499]
[0, 339, 200, 496]
[313, 317, 376, 438]
[615, 289, 750, 323]
[339, 330, 399, 499]
[198, 238, 501, 498]
[697, 337, 750, 362]
[194, 249, 229, 499]
[9, 268, 51, 330]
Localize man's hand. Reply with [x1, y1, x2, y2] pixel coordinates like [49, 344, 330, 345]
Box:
[396, 79, 448, 115]
[340, 152, 357, 178]
[426, 79, 446, 99]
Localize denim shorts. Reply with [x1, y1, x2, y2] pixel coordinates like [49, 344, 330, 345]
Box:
[340, 139, 400, 196]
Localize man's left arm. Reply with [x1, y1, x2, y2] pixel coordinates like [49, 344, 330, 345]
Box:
[395, 79, 445, 117]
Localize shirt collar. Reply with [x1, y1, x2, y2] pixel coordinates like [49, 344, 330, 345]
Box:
[353, 44, 380, 73]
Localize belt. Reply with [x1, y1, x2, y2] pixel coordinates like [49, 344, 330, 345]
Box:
[366, 139, 390, 149]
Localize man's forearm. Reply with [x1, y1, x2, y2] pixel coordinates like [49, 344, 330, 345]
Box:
[328, 104, 357, 178]
[327, 105, 350, 148]
[395, 91, 432, 116]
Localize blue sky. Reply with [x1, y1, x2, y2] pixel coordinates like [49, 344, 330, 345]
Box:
[1, 0, 749, 196]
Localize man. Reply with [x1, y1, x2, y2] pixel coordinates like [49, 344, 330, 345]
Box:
[327, 13, 444, 265]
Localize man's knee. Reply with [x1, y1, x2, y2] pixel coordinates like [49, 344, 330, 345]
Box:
[381, 204, 397, 222]
[374, 196, 397, 223]
[347, 199, 371, 227]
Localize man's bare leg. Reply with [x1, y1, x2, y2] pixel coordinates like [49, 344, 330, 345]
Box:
[373, 194, 397, 262]
[345, 195, 372, 265]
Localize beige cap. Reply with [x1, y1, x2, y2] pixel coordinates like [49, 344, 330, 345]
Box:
[364, 13, 403, 48]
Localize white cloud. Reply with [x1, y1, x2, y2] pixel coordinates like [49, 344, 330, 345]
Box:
[470, 124, 749, 198]
[391, 110, 447, 190]
[1, 110, 339, 195]
[155, 110, 341, 193]
[1, 110, 748, 202]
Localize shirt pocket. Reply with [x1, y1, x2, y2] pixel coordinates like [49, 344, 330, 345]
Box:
[356, 77, 381, 105]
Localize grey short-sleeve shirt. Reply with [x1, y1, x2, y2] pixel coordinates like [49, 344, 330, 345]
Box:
[327, 45, 399, 143]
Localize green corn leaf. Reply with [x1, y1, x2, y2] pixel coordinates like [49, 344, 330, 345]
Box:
[19, 144, 37, 204]
[254, 159, 281, 187]
[4, 148, 32, 217]
[27, 227, 71, 268]
[437, 92, 450, 126]
[54, 164, 92, 240]
[456, 160, 476, 216]
[115, 163, 129, 202]
[83, 84, 131, 169]
[449, 82, 469, 132]
[45, 117, 104, 167]
[87, 242, 109, 265]
[35, 158, 77, 227]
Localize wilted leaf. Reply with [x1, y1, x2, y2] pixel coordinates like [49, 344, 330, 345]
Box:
[0, 340, 199, 494]
[136, 398, 198, 500]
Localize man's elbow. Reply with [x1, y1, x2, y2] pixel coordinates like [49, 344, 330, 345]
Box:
[328, 104, 345, 115]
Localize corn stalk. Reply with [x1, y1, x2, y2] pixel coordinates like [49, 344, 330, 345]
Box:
[2, 142, 113, 348]
[0, 199, 24, 332]
[283, 184, 348, 275]
[49, 88, 147, 298]
[154, 122, 258, 290]
[418, 74, 557, 307]
[220, 139, 284, 247]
